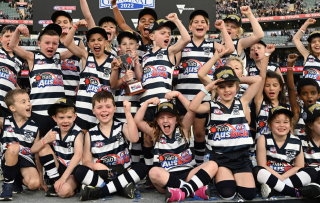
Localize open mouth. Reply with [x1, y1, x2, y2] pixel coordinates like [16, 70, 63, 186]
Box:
[126, 50, 131, 54]
[227, 31, 231, 35]
[62, 124, 69, 129]
[164, 39, 169, 45]
[163, 125, 170, 133]
[255, 52, 259, 58]
[308, 100, 313, 105]
[101, 114, 109, 119]
[94, 46, 101, 53]
[196, 28, 204, 32]
[144, 27, 150, 34]
[269, 92, 275, 97]
[26, 107, 31, 113]
[106, 32, 111, 38]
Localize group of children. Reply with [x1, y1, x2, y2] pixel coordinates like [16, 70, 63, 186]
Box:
[1, 0, 320, 202]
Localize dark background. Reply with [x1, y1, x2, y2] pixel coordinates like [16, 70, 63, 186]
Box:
[33, 0, 216, 32]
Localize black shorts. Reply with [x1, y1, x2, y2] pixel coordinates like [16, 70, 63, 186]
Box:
[75, 116, 96, 131]
[58, 163, 67, 176]
[169, 168, 193, 181]
[1, 154, 36, 169]
[176, 99, 207, 119]
[0, 105, 12, 118]
[210, 149, 252, 174]
[144, 106, 158, 122]
[31, 112, 56, 138]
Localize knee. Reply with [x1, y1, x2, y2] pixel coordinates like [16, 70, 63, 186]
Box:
[6, 144, 20, 155]
[58, 184, 74, 198]
[299, 167, 318, 182]
[252, 166, 265, 178]
[237, 186, 256, 200]
[148, 167, 163, 182]
[216, 180, 237, 200]
[204, 161, 218, 176]
[27, 179, 40, 190]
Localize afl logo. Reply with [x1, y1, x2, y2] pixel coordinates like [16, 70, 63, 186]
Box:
[264, 106, 269, 112]
[214, 109, 224, 115]
[6, 127, 13, 132]
[308, 59, 314, 63]
[0, 54, 7, 59]
[53, 6, 62, 10]
[88, 63, 96, 68]
[236, 124, 245, 130]
[157, 66, 166, 71]
[183, 48, 191, 52]
[37, 60, 46, 65]
[160, 138, 166, 144]
[95, 142, 105, 148]
[270, 147, 277, 153]
[38, 20, 46, 25]
[143, 56, 149, 63]
[67, 60, 75, 64]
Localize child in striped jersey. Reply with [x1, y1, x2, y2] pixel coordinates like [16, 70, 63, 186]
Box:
[293, 18, 320, 90]
[51, 11, 86, 102]
[254, 106, 320, 198]
[189, 66, 262, 200]
[64, 22, 121, 134]
[286, 54, 320, 138]
[0, 89, 41, 200]
[80, 0, 119, 56]
[73, 91, 148, 201]
[134, 92, 218, 202]
[31, 98, 84, 198]
[9, 24, 73, 139]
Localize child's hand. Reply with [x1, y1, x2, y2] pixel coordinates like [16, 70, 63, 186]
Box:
[214, 20, 225, 30]
[214, 47, 229, 59]
[265, 44, 275, 54]
[123, 99, 131, 113]
[62, 29, 69, 34]
[44, 130, 56, 144]
[75, 19, 88, 28]
[111, 58, 121, 70]
[207, 78, 224, 91]
[166, 13, 179, 23]
[54, 178, 66, 193]
[165, 91, 180, 101]
[240, 6, 252, 15]
[287, 53, 299, 64]
[147, 97, 160, 106]
[38, 177, 48, 192]
[305, 18, 316, 26]
[123, 70, 134, 82]
[18, 25, 29, 37]
[111, 0, 117, 6]
[131, 50, 139, 63]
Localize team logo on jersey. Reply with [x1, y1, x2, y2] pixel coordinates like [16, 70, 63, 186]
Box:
[286, 149, 296, 162]
[181, 59, 213, 76]
[209, 123, 249, 141]
[158, 150, 192, 169]
[214, 58, 227, 69]
[264, 106, 269, 112]
[35, 72, 63, 88]
[53, 141, 59, 146]
[20, 148, 32, 156]
[143, 56, 149, 63]
[115, 133, 124, 142]
[299, 129, 305, 134]
[103, 67, 111, 77]
[203, 47, 211, 55]
[6, 127, 13, 132]
[61, 59, 77, 72]
[269, 147, 277, 153]
[250, 72, 256, 76]
[142, 65, 168, 83]
[23, 130, 34, 141]
[0, 54, 7, 59]
[0, 66, 17, 85]
[95, 142, 105, 148]
[160, 138, 166, 144]
[267, 160, 292, 173]
[156, 50, 164, 59]
[308, 59, 314, 63]
[96, 149, 130, 165]
[175, 133, 183, 144]
[183, 48, 192, 52]
[304, 148, 315, 154]
[84, 76, 110, 93]
[37, 60, 46, 65]
[233, 105, 240, 115]
[214, 109, 224, 115]
[88, 63, 96, 68]
[304, 68, 320, 81]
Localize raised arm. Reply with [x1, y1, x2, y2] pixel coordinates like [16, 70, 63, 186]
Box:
[79, 0, 96, 29]
[238, 6, 264, 52]
[132, 49, 143, 80]
[109, 58, 124, 90]
[215, 20, 234, 54]
[293, 19, 315, 61]
[110, 0, 135, 33]
[122, 100, 139, 143]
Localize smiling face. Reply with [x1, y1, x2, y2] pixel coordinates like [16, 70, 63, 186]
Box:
[150, 26, 171, 49]
[264, 77, 281, 101]
[87, 33, 108, 57]
[189, 15, 209, 38]
[225, 60, 244, 78]
[298, 85, 320, 106]
[157, 112, 177, 136]
[138, 14, 155, 39]
[52, 110, 77, 133]
[9, 93, 31, 118]
[216, 81, 238, 102]
[249, 43, 266, 61]
[269, 114, 291, 137]
[92, 98, 116, 124]
[310, 116, 320, 137]
[55, 16, 72, 33]
[38, 35, 59, 58]
[224, 20, 240, 39]
[119, 37, 139, 54]
[310, 37, 320, 54]
[100, 22, 117, 42]
[0, 31, 14, 52]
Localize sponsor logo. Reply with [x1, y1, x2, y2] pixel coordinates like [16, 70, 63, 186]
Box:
[37, 60, 46, 65]
[209, 123, 249, 141]
[308, 59, 314, 63]
[97, 149, 130, 165]
[61, 59, 77, 72]
[264, 106, 269, 112]
[142, 65, 169, 83]
[267, 160, 292, 173]
[88, 63, 96, 68]
[308, 104, 320, 114]
[181, 59, 212, 76]
[84, 76, 110, 93]
[0, 54, 7, 59]
[176, 4, 195, 14]
[0, 66, 17, 85]
[183, 48, 192, 52]
[269, 147, 277, 153]
[131, 19, 138, 28]
[214, 58, 227, 69]
[100, 0, 155, 10]
[214, 109, 224, 115]
[158, 150, 192, 169]
[216, 69, 234, 79]
[6, 127, 13, 133]
[38, 20, 53, 25]
[160, 138, 166, 144]
[258, 120, 270, 135]
[20, 148, 32, 155]
[304, 68, 320, 81]
[35, 72, 63, 88]
[143, 56, 149, 63]
[53, 6, 76, 11]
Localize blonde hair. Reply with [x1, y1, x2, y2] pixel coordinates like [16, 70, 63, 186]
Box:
[236, 27, 244, 39]
[225, 56, 244, 74]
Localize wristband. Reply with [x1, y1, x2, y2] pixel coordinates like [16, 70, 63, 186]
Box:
[201, 87, 211, 96]
[112, 4, 117, 9]
[300, 28, 306, 34]
[41, 138, 45, 146]
[265, 53, 271, 57]
[287, 67, 293, 70]
[121, 77, 127, 84]
[135, 62, 139, 66]
[176, 92, 180, 98]
[73, 25, 78, 29]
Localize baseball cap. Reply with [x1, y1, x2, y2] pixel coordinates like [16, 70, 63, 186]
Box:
[48, 98, 76, 116]
[38, 23, 62, 41]
[51, 11, 72, 23]
[99, 16, 117, 27]
[268, 106, 293, 123]
[155, 101, 179, 116]
[303, 103, 320, 122]
[86, 26, 108, 40]
[213, 66, 240, 83]
[189, 10, 209, 22]
[138, 8, 157, 21]
[223, 14, 242, 27]
[149, 19, 176, 33]
[117, 30, 139, 44]
[307, 31, 320, 42]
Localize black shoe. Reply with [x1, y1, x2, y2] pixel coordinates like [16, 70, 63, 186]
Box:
[45, 185, 58, 197]
[12, 183, 23, 194]
[118, 182, 135, 199]
[297, 183, 320, 198]
[79, 184, 102, 201]
[144, 175, 154, 189]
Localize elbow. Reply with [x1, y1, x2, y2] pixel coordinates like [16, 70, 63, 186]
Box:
[188, 105, 196, 113]
[131, 135, 139, 143]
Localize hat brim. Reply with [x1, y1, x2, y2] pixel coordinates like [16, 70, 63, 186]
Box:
[47, 103, 75, 116]
[223, 18, 242, 27]
[51, 11, 72, 23]
[308, 33, 320, 42]
[38, 24, 62, 41]
[189, 10, 209, 21]
[117, 31, 139, 44]
[150, 21, 176, 33]
[216, 78, 240, 84]
[155, 108, 179, 117]
[138, 8, 157, 21]
[268, 109, 293, 123]
[99, 16, 117, 27]
[86, 27, 108, 41]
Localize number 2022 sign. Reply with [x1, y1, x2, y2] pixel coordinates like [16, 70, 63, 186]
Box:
[100, 0, 155, 10]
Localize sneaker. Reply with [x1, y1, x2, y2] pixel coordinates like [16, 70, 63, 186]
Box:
[165, 188, 185, 203]
[12, 183, 23, 194]
[118, 182, 135, 199]
[297, 183, 320, 198]
[144, 175, 154, 189]
[190, 185, 210, 200]
[261, 183, 276, 198]
[79, 184, 102, 201]
[0, 183, 13, 201]
[45, 185, 58, 197]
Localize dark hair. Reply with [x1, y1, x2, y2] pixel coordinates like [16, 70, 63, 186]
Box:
[39, 30, 59, 41]
[1, 25, 16, 36]
[55, 106, 75, 115]
[305, 119, 315, 154]
[297, 78, 320, 95]
[92, 91, 115, 108]
[4, 89, 28, 109]
[263, 71, 287, 107]
[267, 113, 293, 128]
